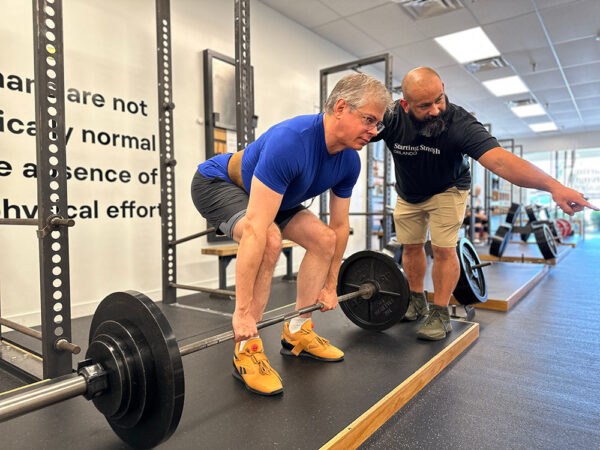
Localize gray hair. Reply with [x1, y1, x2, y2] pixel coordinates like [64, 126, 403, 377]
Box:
[323, 73, 393, 114]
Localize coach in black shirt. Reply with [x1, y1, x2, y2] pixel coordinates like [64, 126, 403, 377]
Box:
[373, 67, 596, 340]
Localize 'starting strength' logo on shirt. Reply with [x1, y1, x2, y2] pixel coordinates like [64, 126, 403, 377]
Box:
[393, 143, 441, 156]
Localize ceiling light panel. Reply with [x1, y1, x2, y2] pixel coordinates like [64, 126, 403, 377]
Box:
[434, 27, 500, 64]
[529, 122, 558, 132]
[483, 76, 529, 96]
[510, 103, 546, 118]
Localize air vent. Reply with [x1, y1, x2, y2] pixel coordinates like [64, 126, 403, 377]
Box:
[507, 99, 536, 108]
[464, 56, 509, 73]
[394, 0, 465, 20]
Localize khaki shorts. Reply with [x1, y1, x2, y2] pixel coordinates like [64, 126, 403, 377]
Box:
[393, 186, 469, 248]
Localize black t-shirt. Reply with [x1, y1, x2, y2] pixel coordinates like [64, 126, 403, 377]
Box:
[372, 100, 499, 203]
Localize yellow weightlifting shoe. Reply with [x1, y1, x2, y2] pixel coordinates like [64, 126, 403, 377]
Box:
[280, 320, 344, 361]
[233, 337, 283, 396]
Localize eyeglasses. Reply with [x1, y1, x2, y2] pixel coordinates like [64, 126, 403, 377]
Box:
[354, 108, 385, 133]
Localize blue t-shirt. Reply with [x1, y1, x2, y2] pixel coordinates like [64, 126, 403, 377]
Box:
[198, 114, 361, 211]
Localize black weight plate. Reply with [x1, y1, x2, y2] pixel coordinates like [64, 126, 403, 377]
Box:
[337, 250, 409, 330]
[454, 238, 488, 305]
[534, 224, 558, 260]
[505, 203, 521, 226]
[489, 224, 512, 257]
[90, 291, 184, 449]
[88, 320, 148, 427]
[525, 205, 538, 222]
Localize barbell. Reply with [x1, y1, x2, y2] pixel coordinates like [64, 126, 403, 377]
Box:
[0, 243, 487, 448]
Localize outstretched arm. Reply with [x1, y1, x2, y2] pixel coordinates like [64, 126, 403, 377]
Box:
[477, 147, 598, 216]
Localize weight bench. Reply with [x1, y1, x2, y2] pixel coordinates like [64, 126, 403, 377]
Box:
[201, 240, 298, 294]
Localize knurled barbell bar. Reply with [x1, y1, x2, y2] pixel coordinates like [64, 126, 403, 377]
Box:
[0, 244, 488, 448]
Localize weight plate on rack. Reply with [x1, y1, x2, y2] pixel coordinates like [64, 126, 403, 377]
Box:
[533, 224, 558, 260]
[489, 224, 512, 258]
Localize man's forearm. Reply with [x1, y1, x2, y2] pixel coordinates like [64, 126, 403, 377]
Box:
[234, 230, 266, 313]
[480, 148, 562, 193]
[324, 223, 350, 291]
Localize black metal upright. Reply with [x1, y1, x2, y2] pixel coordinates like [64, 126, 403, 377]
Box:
[382, 54, 393, 247]
[156, 0, 177, 304]
[234, 0, 254, 150]
[319, 70, 329, 223]
[32, 0, 73, 378]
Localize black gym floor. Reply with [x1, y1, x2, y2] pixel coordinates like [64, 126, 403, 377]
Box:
[1, 239, 599, 449]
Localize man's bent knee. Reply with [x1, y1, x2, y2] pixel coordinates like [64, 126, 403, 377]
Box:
[313, 227, 336, 259]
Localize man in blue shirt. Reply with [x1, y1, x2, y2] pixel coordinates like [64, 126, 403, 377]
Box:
[192, 73, 392, 395]
[374, 67, 596, 341]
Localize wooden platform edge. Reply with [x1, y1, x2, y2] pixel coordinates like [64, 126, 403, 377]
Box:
[321, 322, 479, 450]
[443, 264, 550, 312]
[510, 240, 578, 248]
[503, 264, 550, 310]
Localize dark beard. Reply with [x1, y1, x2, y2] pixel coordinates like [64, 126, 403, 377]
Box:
[408, 107, 448, 138]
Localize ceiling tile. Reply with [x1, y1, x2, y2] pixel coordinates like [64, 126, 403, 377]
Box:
[414, 8, 479, 39]
[555, 37, 600, 67]
[575, 96, 600, 111]
[391, 54, 419, 83]
[258, 0, 339, 28]
[503, 47, 559, 75]
[535, 0, 584, 9]
[323, 0, 394, 17]
[313, 19, 385, 57]
[571, 81, 600, 99]
[465, 0, 534, 25]
[551, 111, 579, 122]
[522, 70, 566, 90]
[446, 81, 493, 103]
[391, 39, 457, 69]
[547, 100, 576, 114]
[581, 109, 600, 119]
[540, 0, 600, 44]
[435, 65, 476, 88]
[345, 3, 427, 48]
[564, 62, 600, 85]
[484, 13, 548, 54]
[534, 87, 572, 103]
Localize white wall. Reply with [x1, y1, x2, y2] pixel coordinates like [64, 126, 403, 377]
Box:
[0, 0, 371, 326]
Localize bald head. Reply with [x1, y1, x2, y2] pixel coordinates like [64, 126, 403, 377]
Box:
[401, 67, 442, 102]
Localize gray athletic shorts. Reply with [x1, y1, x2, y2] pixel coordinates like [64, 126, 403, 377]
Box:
[191, 171, 306, 239]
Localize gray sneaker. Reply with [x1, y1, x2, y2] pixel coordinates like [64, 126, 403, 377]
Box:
[403, 291, 429, 321]
[416, 304, 452, 341]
